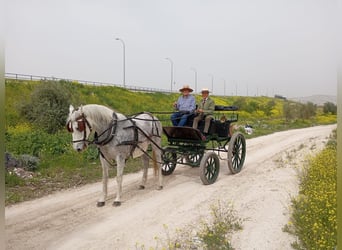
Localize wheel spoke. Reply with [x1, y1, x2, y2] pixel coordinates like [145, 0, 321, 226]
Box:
[227, 133, 246, 174]
[200, 152, 220, 184]
[207, 157, 218, 180]
[206, 164, 213, 178]
[162, 150, 177, 175]
[185, 152, 203, 166]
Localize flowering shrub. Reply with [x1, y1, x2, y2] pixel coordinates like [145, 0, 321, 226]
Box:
[197, 201, 242, 249]
[288, 141, 337, 249]
[315, 114, 337, 125]
[5, 127, 71, 156]
[6, 123, 33, 134]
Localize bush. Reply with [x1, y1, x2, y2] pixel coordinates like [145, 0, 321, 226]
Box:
[283, 101, 317, 122]
[5, 127, 71, 157]
[287, 143, 337, 249]
[245, 100, 259, 113]
[323, 102, 337, 115]
[299, 102, 316, 119]
[5, 152, 40, 172]
[20, 80, 71, 134]
[197, 201, 242, 249]
[261, 100, 276, 116]
[5, 129, 46, 156]
[18, 154, 40, 171]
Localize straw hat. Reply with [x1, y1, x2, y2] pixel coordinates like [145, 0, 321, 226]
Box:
[179, 85, 193, 92]
[201, 88, 210, 93]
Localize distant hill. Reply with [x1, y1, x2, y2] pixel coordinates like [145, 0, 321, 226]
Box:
[289, 95, 337, 106]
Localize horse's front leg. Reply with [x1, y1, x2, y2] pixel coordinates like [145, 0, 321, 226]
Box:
[97, 156, 109, 207]
[154, 150, 163, 190]
[113, 155, 125, 206]
[139, 154, 149, 189]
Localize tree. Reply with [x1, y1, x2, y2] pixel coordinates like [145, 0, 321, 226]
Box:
[20, 80, 71, 133]
[283, 101, 317, 121]
[299, 102, 316, 119]
[283, 101, 297, 121]
[323, 102, 337, 115]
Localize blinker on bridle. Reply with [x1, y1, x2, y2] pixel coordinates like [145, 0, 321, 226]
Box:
[66, 113, 93, 143]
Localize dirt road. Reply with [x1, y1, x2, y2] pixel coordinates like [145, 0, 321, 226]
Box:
[5, 125, 336, 250]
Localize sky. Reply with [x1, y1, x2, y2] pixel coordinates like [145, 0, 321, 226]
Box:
[5, 0, 338, 98]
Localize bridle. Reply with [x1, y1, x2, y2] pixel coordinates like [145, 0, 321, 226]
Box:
[67, 110, 118, 146]
[66, 112, 93, 144]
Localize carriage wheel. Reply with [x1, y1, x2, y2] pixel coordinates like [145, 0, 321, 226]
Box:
[161, 149, 177, 175]
[184, 152, 202, 167]
[199, 152, 220, 185]
[227, 132, 246, 174]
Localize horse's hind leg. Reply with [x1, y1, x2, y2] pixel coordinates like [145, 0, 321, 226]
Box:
[152, 145, 163, 190]
[139, 154, 149, 189]
[97, 157, 109, 207]
[156, 151, 163, 190]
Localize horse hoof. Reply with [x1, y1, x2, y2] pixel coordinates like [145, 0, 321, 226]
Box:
[139, 185, 145, 190]
[113, 201, 121, 206]
[97, 201, 105, 207]
[157, 186, 163, 190]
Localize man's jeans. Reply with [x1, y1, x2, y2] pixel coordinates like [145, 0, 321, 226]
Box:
[171, 111, 191, 126]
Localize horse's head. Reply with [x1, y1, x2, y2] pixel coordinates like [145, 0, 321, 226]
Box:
[66, 105, 92, 152]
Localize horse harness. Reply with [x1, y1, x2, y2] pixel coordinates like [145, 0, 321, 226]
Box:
[118, 112, 162, 156]
[67, 110, 163, 164]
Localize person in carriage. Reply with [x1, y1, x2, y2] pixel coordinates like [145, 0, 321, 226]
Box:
[171, 85, 196, 126]
[192, 88, 215, 136]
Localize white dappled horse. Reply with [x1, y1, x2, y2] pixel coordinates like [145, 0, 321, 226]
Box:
[66, 104, 163, 206]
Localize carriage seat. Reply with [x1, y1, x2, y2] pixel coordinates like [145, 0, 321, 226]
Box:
[182, 105, 237, 137]
[185, 116, 231, 138]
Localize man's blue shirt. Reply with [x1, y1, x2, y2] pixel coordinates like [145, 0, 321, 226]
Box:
[176, 95, 196, 112]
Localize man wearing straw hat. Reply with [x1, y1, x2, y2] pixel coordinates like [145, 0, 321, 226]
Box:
[171, 84, 196, 126]
[192, 88, 215, 135]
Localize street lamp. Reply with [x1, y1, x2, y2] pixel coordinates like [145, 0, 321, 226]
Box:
[209, 74, 214, 94]
[165, 58, 174, 92]
[222, 78, 226, 96]
[190, 68, 197, 93]
[115, 37, 126, 87]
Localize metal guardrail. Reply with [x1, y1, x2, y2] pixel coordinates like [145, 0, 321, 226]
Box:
[5, 72, 173, 94]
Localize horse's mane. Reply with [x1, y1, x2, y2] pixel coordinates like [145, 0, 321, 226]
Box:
[82, 104, 114, 124]
[73, 104, 121, 134]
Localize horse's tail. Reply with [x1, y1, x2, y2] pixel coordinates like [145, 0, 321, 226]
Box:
[152, 150, 158, 176]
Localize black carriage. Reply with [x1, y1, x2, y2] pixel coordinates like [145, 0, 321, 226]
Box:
[161, 105, 246, 185]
